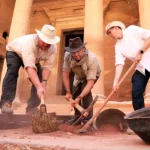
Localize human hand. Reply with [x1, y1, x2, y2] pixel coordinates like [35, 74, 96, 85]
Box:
[65, 91, 72, 101]
[113, 80, 119, 92]
[37, 86, 45, 99]
[71, 96, 82, 107]
[135, 52, 142, 64]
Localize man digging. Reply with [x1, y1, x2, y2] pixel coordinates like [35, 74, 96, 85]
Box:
[105, 21, 150, 111]
[0, 24, 60, 115]
[63, 37, 101, 125]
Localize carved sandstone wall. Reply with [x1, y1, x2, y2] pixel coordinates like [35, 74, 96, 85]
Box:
[16, 0, 140, 101]
[0, 0, 15, 57]
[0, 0, 140, 101]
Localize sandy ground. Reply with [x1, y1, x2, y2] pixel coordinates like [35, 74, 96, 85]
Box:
[0, 124, 150, 150]
[0, 102, 150, 149]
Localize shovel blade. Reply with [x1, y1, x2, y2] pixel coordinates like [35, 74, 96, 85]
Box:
[32, 112, 58, 133]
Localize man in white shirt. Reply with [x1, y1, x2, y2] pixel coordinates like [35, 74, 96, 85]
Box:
[105, 21, 150, 110]
[0, 24, 60, 114]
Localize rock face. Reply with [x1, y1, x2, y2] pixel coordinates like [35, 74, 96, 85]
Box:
[32, 112, 58, 133]
[0, 0, 140, 101]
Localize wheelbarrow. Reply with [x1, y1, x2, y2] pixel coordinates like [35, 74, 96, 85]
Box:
[124, 107, 150, 144]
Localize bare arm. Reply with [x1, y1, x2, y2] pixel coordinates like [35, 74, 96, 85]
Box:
[63, 71, 70, 92]
[26, 67, 45, 99]
[42, 69, 51, 81]
[113, 64, 124, 91]
[63, 71, 73, 100]
[73, 79, 95, 105]
[26, 67, 42, 89]
[79, 80, 95, 98]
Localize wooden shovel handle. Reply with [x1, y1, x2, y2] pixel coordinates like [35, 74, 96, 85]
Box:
[41, 94, 45, 104]
[80, 62, 137, 132]
[69, 98, 84, 113]
[117, 62, 137, 87]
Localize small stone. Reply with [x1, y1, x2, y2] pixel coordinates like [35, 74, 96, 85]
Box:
[67, 132, 72, 136]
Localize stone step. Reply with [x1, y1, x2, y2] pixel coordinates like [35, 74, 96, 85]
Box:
[10, 100, 150, 115]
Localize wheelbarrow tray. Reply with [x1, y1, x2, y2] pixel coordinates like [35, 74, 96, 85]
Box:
[124, 107, 150, 144]
[94, 108, 128, 132]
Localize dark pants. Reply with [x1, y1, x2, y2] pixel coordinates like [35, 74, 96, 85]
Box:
[72, 80, 93, 121]
[0, 51, 42, 111]
[132, 69, 150, 110]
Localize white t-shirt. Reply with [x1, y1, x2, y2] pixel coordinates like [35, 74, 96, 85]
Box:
[6, 34, 57, 71]
[115, 25, 150, 75]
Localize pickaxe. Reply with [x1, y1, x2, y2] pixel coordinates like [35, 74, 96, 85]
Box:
[72, 95, 99, 126]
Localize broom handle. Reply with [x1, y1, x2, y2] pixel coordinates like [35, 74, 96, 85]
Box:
[80, 62, 137, 132]
[41, 94, 45, 104]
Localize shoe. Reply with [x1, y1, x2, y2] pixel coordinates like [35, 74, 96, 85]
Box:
[66, 116, 81, 125]
[1, 102, 13, 114]
[26, 107, 40, 115]
[125, 128, 135, 135]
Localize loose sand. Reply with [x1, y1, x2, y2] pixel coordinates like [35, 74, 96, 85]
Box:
[0, 123, 149, 150]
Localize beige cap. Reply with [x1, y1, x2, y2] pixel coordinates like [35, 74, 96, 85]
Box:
[105, 21, 125, 35]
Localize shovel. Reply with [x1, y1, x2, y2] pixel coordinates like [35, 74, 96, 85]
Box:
[32, 94, 58, 133]
[77, 62, 137, 133]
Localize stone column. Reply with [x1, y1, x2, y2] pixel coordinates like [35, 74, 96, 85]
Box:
[0, 0, 33, 103]
[138, 0, 150, 101]
[84, 0, 104, 100]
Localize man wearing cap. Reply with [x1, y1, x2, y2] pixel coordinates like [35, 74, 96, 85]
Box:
[106, 21, 150, 110]
[0, 24, 60, 114]
[63, 37, 101, 125]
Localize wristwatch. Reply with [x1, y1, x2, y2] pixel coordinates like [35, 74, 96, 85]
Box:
[139, 50, 144, 54]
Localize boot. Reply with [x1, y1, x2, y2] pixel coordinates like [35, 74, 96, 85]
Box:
[1, 102, 13, 114]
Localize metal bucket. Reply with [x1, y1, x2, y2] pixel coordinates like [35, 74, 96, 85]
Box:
[94, 109, 128, 132]
[124, 107, 150, 144]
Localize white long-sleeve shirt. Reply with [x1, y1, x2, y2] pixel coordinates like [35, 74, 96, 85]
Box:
[6, 34, 57, 71]
[115, 25, 150, 75]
